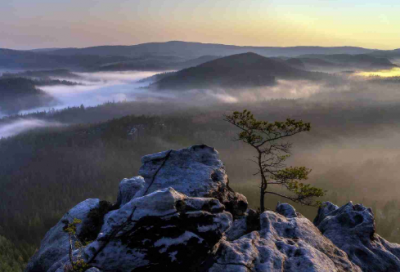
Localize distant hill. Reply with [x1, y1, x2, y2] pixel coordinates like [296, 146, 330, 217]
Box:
[298, 54, 396, 69]
[96, 55, 220, 72]
[0, 49, 130, 70]
[2, 69, 81, 79]
[285, 58, 306, 69]
[43, 41, 376, 58]
[153, 52, 316, 90]
[0, 78, 56, 114]
[369, 49, 400, 59]
[2, 41, 397, 71]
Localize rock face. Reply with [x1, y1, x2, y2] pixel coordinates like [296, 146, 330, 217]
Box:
[211, 203, 361, 272]
[138, 145, 248, 217]
[116, 176, 145, 207]
[47, 188, 232, 272]
[315, 202, 400, 272]
[27, 145, 400, 272]
[26, 199, 101, 272]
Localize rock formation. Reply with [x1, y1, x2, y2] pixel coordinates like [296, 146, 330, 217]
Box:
[27, 145, 400, 272]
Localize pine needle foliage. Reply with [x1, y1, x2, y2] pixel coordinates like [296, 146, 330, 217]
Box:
[224, 110, 325, 212]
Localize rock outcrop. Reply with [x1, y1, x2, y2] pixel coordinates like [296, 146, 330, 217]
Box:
[27, 145, 400, 272]
[26, 199, 102, 272]
[315, 202, 400, 272]
[138, 145, 248, 217]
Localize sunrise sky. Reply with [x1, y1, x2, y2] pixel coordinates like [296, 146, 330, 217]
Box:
[2, 0, 399, 50]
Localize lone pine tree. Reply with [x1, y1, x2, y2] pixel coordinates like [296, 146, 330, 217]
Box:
[224, 110, 324, 212]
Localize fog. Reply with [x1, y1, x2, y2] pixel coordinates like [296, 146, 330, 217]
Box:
[0, 119, 62, 139]
[3, 68, 400, 140]
[2, 68, 400, 190]
[21, 71, 166, 113]
[4, 66, 400, 253]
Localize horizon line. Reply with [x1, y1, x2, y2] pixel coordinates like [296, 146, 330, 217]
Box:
[3, 40, 399, 52]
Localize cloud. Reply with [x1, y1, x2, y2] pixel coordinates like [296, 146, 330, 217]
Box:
[19, 71, 164, 114]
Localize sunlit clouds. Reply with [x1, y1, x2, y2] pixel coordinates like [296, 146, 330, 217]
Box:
[355, 67, 400, 78]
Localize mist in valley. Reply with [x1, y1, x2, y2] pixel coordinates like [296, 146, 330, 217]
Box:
[2, 60, 400, 269]
[3, 0, 400, 269]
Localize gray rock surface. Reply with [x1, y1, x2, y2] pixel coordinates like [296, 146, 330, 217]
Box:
[211, 206, 361, 272]
[26, 198, 101, 272]
[138, 144, 248, 217]
[116, 176, 146, 207]
[26, 145, 400, 272]
[55, 266, 102, 272]
[315, 201, 400, 272]
[276, 202, 298, 218]
[46, 188, 232, 272]
[225, 209, 260, 241]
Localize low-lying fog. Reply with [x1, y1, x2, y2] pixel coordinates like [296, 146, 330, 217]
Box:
[23, 71, 166, 112]
[0, 119, 62, 138]
[2, 67, 400, 146]
[3, 66, 400, 238]
[0, 71, 167, 138]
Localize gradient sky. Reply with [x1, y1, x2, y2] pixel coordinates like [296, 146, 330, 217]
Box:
[1, 0, 399, 50]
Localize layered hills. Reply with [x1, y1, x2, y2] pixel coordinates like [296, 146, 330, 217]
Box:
[1, 41, 398, 72]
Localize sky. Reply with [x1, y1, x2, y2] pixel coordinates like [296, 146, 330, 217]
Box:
[1, 0, 399, 50]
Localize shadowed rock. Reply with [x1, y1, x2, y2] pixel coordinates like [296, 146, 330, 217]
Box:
[26, 145, 400, 272]
[116, 176, 146, 207]
[26, 199, 101, 272]
[315, 201, 400, 272]
[211, 204, 361, 272]
[47, 188, 232, 272]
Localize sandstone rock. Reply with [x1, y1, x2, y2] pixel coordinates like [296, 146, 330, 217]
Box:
[27, 145, 400, 272]
[26, 199, 101, 272]
[55, 266, 102, 272]
[211, 205, 361, 272]
[316, 201, 400, 272]
[84, 188, 232, 272]
[225, 209, 260, 241]
[276, 202, 297, 218]
[138, 144, 248, 217]
[116, 176, 146, 207]
[314, 202, 339, 226]
[45, 188, 232, 272]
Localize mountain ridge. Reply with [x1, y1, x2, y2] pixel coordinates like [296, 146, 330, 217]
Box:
[33, 41, 378, 58]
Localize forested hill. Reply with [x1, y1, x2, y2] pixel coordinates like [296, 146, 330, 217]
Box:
[153, 52, 317, 90]
[37, 41, 376, 58]
[0, 78, 56, 114]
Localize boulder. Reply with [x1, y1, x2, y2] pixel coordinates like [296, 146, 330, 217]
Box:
[315, 201, 400, 272]
[211, 204, 361, 272]
[276, 202, 297, 218]
[116, 176, 146, 207]
[225, 209, 260, 241]
[26, 199, 101, 272]
[138, 145, 248, 217]
[46, 188, 232, 272]
[85, 188, 232, 271]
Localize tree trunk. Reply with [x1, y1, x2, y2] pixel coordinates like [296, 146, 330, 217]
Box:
[260, 187, 265, 212]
